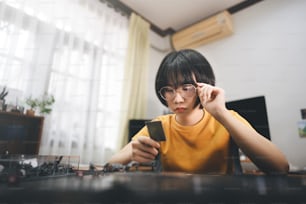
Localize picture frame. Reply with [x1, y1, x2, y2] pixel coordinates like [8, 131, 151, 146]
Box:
[298, 120, 306, 137]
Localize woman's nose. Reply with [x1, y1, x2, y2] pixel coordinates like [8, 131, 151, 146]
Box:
[173, 91, 184, 103]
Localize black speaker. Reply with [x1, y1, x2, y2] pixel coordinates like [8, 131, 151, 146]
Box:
[128, 119, 151, 141]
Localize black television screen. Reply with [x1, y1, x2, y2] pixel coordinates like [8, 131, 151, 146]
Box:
[225, 96, 271, 140]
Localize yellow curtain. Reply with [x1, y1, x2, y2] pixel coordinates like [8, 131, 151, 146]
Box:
[118, 13, 150, 149]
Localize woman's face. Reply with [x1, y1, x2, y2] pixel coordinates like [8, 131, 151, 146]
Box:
[159, 83, 199, 115]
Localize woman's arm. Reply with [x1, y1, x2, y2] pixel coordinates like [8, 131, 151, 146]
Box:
[107, 142, 133, 165]
[216, 108, 289, 174]
[197, 83, 289, 174]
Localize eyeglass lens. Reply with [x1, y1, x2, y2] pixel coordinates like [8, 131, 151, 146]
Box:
[159, 84, 196, 101]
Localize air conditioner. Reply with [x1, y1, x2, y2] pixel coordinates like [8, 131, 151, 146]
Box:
[171, 11, 234, 50]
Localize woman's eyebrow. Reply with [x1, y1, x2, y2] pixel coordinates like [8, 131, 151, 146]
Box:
[182, 80, 197, 85]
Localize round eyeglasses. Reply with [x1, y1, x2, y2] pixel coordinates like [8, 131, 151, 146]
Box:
[159, 84, 197, 101]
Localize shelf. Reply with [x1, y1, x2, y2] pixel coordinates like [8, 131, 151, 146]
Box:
[0, 111, 44, 154]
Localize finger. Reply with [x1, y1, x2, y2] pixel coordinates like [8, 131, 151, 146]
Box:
[133, 148, 156, 161]
[133, 137, 159, 156]
[138, 136, 160, 149]
[196, 82, 208, 88]
[201, 84, 215, 101]
[138, 143, 159, 156]
[198, 83, 210, 93]
[131, 141, 157, 161]
[206, 86, 214, 102]
[209, 87, 221, 101]
[133, 155, 154, 163]
[200, 85, 209, 106]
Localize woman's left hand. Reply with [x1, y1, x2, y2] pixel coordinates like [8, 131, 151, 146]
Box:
[196, 83, 227, 116]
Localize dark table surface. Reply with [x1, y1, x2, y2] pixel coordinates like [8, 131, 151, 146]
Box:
[1, 171, 306, 204]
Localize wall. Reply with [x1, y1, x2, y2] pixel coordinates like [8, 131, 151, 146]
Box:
[146, 31, 171, 118]
[146, 0, 306, 169]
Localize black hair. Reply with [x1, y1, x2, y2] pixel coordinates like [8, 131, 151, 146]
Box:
[155, 49, 215, 108]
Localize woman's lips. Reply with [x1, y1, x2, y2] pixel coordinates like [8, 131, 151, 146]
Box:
[175, 107, 186, 112]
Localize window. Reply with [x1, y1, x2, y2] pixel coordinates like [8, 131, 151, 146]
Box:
[0, 0, 129, 164]
[0, 21, 34, 91]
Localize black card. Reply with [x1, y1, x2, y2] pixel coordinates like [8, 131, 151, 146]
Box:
[146, 121, 166, 141]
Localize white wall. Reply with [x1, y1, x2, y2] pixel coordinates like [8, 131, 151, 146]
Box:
[146, 0, 306, 169]
[146, 31, 171, 118]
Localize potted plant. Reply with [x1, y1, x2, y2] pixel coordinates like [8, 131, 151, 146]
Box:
[0, 86, 8, 111]
[25, 93, 55, 116]
[38, 94, 55, 115]
[25, 97, 39, 116]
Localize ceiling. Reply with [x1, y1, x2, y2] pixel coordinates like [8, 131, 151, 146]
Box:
[102, 0, 262, 36]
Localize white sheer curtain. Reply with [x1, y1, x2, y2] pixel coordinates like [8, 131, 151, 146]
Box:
[0, 0, 128, 165]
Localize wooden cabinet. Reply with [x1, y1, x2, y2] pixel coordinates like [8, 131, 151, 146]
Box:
[0, 112, 44, 154]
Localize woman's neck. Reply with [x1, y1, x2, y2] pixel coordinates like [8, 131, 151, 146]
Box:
[175, 108, 204, 126]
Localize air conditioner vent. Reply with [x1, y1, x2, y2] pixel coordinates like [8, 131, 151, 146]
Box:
[171, 11, 234, 50]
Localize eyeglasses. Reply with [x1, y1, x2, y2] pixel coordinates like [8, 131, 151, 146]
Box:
[159, 84, 197, 101]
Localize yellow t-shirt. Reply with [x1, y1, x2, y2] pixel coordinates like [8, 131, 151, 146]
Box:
[132, 110, 250, 174]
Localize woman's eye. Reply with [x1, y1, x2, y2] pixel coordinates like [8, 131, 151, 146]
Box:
[165, 88, 174, 93]
[182, 85, 192, 91]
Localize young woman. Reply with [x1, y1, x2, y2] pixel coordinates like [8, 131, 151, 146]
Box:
[108, 49, 289, 174]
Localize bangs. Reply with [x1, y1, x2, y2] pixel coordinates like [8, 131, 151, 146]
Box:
[161, 58, 196, 88]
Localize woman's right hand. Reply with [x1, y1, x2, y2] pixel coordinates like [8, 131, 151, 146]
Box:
[130, 136, 160, 163]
